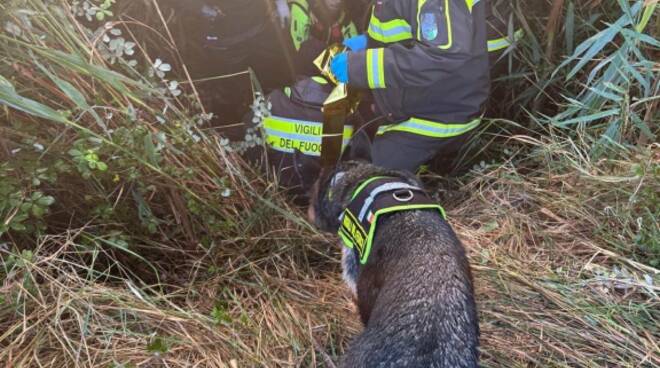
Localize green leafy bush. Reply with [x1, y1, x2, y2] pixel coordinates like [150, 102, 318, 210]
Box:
[0, 0, 251, 253]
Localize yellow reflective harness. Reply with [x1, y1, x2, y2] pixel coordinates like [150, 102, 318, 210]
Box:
[338, 176, 446, 264]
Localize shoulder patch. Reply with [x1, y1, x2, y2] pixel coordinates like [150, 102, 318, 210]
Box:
[421, 12, 438, 41]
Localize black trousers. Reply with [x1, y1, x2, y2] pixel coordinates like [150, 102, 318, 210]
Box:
[357, 96, 472, 174]
[372, 130, 470, 173]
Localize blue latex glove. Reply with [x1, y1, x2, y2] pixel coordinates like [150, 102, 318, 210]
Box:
[330, 52, 349, 83]
[343, 34, 368, 52]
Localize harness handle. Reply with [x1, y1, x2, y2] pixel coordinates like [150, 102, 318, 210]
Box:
[315, 44, 354, 168]
[321, 89, 349, 168]
[393, 189, 415, 202]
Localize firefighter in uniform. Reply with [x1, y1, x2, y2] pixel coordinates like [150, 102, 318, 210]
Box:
[329, 0, 491, 173]
[253, 0, 524, 187]
[248, 76, 357, 190]
[241, 0, 369, 191]
[287, 0, 363, 76]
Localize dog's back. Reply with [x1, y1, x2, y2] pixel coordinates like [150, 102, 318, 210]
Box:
[341, 209, 478, 367]
[298, 132, 479, 367]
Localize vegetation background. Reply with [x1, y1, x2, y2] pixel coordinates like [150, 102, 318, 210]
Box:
[0, 0, 658, 366]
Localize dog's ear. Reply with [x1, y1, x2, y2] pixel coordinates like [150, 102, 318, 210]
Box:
[342, 129, 372, 163]
[293, 150, 322, 192]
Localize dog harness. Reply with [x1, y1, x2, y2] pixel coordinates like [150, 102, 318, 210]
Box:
[337, 176, 446, 264]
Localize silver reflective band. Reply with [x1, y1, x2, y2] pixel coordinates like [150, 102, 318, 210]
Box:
[358, 182, 420, 221]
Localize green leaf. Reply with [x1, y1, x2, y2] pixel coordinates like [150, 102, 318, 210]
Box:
[586, 85, 623, 102]
[558, 1, 643, 80]
[211, 304, 232, 325]
[34, 60, 89, 110]
[564, 1, 575, 55]
[31, 205, 45, 218]
[30, 49, 144, 94]
[143, 133, 159, 165]
[631, 113, 655, 140]
[13, 213, 29, 222]
[10, 223, 26, 231]
[146, 337, 168, 354]
[68, 149, 83, 157]
[0, 77, 68, 123]
[36, 196, 55, 207]
[636, 1, 658, 32]
[553, 108, 621, 127]
[0, 75, 15, 91]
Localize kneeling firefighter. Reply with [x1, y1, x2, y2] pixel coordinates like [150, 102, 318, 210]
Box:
[327, 0, 491, 173]
[250, 0, 523, 189]
[248, 76, 357, 189]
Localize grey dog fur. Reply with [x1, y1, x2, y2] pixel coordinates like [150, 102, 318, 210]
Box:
[300, 136, 479, 367]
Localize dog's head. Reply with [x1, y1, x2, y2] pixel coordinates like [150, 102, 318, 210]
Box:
[294, 130, 417, 232]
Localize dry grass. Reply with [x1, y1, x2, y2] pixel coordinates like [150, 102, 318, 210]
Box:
[0, 227, 359, 367]
[2, 135, 657, 367]
[450, 136, 659, 367]
[1, 0, 659, 367]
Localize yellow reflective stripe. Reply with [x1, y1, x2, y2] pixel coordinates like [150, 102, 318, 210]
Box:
[366, 48, 386, 89]
[465, 0, 474, 12]
[488, 29, 525, 52]
[343, 22, 359, 39]
[368, 11, 413, 43]
[466, 0, 481, 12]
[311, 76, 328, 84]
[377, 49, 385, 88]
[289, 2, 310, 51]
[377, 117, 480, 138]
[439, 0, 452, 49]
[263, 116, 354, 156]
[416, 0, 427, 40]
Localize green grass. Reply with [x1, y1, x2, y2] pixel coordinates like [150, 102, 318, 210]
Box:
[1, 0, 658, 367]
